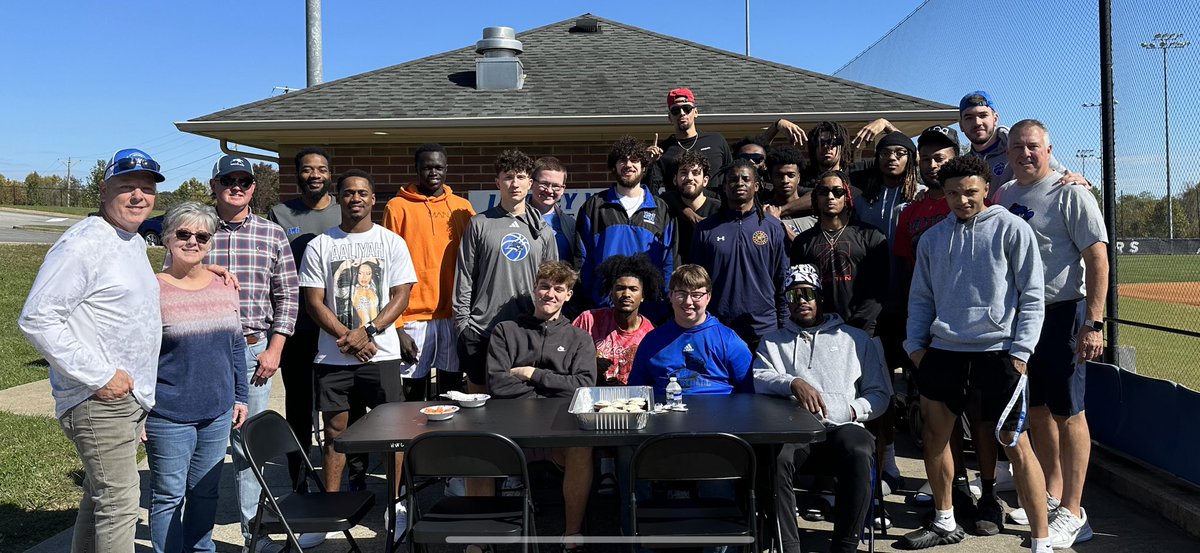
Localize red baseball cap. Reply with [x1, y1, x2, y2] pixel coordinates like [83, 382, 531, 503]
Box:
[667, 87, 695, 107]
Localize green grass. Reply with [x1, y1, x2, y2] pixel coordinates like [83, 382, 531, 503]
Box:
[0, 412, 85, 552]
[0, 245, 55, 390]
[1116, 297, 1200, 391]
[0, 205, 96, 217]
[1116, 254, 1200, 284]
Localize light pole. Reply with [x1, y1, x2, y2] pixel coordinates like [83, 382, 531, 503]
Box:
[1075, 149, 1097, 183]
[1142, 33, 1190, 240]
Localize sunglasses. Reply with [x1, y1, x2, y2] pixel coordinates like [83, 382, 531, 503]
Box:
[814, 186, 847, 198]
[218, 175, 255, 188]
[669, 104, 695, 116]
[785, 287, 819, 303]
[174, 230, 213, 245]
[736, 153, 766, 164]
[819, 137, 845, 149]
[109, 156, 161, 173]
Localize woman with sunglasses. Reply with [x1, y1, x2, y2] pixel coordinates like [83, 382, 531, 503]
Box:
[144, 201, 249, 553]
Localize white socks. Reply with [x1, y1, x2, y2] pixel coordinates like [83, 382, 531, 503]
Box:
[934, 508, 956, 532]
[1031, 536, 1052, 553]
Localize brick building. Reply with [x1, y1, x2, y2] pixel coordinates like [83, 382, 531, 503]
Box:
[176, 14, 955, 208]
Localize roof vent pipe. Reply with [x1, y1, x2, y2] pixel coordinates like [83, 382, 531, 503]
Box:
[475, 26, 525, 90]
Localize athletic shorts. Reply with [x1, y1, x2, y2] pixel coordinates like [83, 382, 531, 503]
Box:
[315, 359, 404, 412]
[917, 348, 1025, 432]
[1027, 299, 1087, 417]
[457, 327, 490, 386]
[400, 318, 460, 379]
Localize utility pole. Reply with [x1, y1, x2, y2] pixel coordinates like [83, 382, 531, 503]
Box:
[744, 0, 750, 56]
[1141, 33, 1190, 241]
[306, 0, 323, 87]
[58, 157, 77, 207]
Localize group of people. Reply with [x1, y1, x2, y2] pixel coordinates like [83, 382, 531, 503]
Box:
[18, 86, 1108, 553]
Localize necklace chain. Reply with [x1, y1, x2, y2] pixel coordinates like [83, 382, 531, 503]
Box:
[679, 134, 700, 152]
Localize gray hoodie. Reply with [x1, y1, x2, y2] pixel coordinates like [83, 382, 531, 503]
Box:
[903, 205, 1045, 361]
[753, 313, 893, 428]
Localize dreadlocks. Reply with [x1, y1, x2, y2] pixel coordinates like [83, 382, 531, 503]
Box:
[806, 121, 853, 177]
[721, 159, 766, 224]
[861, 149, 921, 204]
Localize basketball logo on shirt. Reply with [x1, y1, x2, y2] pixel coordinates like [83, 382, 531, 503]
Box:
[752, 230, 768, 246]
[501, 232, 530, 261]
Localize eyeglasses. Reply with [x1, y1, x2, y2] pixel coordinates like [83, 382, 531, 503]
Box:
[736, 153, 766, 164]
[879, 148, 909, 160]
[535, 180, 565, 192]
[670, 289, 709, 302]
[818, 137, 845, 149]
[785, 287, 819, 304]
[109, 156, 161, 174]
[218, 175, 255, 188]
[814, 186, 847, 198]
[669, 104, 695, 116]
[174, 230, 213, 245]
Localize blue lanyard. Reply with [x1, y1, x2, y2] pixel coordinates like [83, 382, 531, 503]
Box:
[996, 374, 1028, 448]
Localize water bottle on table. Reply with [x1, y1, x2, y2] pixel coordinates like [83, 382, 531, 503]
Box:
[665, 377, 684, 409]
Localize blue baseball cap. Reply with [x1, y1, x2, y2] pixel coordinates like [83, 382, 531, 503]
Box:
[104, 148, 165, 183]
[959, 91, 996, 113]
[212, 154, 254, 178]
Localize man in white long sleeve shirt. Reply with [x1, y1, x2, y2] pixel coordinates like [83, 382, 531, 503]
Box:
[753, 264, 892, 553]
[19, 148, 166, 553]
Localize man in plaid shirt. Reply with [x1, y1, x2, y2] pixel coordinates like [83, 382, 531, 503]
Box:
[206, 154, 299, 553]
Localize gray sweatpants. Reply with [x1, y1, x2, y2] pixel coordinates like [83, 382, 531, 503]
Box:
[59, 394, 147, 553]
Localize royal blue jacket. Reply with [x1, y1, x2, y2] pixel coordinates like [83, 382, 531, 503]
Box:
[628, 315, 754, 395]
[574, 184, 677, 306]
[692, 206, 788, 344]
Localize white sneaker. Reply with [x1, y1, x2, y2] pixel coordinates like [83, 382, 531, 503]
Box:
[994, 460, 1017, 492]
[912, 481, 933, 506]
[1048, 507, 1093, 549]
[296, 532, 327, 548]
[1008, 494, 1061, 526]
[385, 502, 409, 536]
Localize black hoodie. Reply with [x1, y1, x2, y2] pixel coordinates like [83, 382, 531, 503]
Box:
[486, 314, 597, 399]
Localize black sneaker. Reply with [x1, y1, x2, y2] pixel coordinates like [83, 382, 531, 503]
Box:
[897, 522, 966, 550]
[975, 495, 1004, 536]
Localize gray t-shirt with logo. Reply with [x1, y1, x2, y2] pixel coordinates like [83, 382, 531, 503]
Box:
[994, 172, 1108, 303]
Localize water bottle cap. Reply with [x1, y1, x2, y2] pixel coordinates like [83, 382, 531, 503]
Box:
[669, 377, 677, 381]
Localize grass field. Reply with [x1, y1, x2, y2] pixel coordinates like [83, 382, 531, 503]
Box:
[1113, 254, 1200, 390]
[0, 205, 164, 218]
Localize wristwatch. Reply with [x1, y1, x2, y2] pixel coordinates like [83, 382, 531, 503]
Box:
[364, 323, 380, 340]
[1083, 319, 1103, 332]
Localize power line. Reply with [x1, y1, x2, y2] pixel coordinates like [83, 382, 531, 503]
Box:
[163, 152, 220, 173]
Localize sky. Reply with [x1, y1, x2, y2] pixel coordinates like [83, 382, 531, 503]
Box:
[3, 1, 1194, 198]
[834, 0, 1200, 199]
[0, 0, 926, 190]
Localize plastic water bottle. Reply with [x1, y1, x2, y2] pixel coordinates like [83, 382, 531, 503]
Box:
[665, 377, 683, 409]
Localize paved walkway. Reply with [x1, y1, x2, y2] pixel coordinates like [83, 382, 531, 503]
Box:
[5, 376, 1197, 552]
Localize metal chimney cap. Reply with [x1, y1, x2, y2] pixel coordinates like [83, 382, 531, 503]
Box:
[476, 26, 523, 56]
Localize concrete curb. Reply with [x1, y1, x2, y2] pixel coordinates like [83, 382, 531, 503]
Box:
[1088, 443, 1200, 539]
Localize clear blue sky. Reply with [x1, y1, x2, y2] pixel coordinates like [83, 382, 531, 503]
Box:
[0, 0, 926, 190]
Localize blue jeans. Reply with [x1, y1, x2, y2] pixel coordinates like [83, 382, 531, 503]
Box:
[230, 338, 273, 544]
[145, 409, 233, 553]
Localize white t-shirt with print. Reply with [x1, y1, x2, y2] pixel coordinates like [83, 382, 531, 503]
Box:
[299, 224, 417, 365]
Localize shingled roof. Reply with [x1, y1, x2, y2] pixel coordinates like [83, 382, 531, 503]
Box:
[178, 14, 954, 153]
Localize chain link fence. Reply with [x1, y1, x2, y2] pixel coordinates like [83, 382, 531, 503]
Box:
[834, 0, 1200, 390]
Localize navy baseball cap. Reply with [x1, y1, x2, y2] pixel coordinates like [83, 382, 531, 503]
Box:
[919, 125, 960, 151]
[959, 91, 996, 113]
[104, 149, 165, 183]
[212, 154, 254, 178]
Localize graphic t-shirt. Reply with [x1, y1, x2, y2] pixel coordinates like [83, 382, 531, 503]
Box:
[572, 308, 655, 385]
[299, 224, 417, 365]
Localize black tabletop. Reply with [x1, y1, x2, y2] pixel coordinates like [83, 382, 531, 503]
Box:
[333, 394, 826, 454]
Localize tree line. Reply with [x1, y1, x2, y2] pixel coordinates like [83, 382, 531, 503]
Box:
[0, 160, 280, 215]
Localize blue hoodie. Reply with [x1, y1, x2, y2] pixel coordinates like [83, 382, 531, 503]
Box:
[904, 205, 1045, 361]
[574, 185, 677, 306]
[628, 314, 754, 395]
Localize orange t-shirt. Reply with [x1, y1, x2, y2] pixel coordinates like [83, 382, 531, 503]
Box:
[382, 185, 475, 323]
